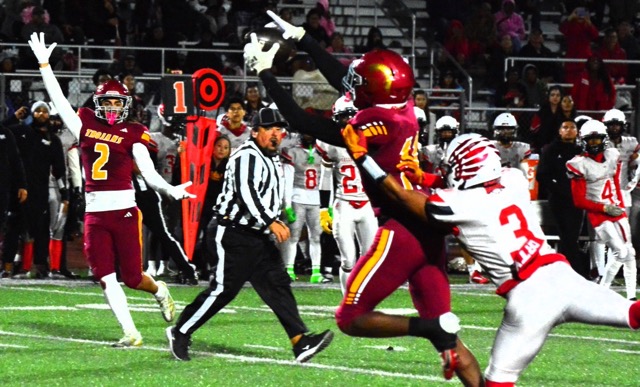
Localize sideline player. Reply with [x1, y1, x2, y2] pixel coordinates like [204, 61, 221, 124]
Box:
[316, 95, 377, 294]
[567, 120, 637, 300]
[491, 112, 531, 175]
[29, 33, 194, 346]
[344, 130, 640, 386]
[244, 14, 484, 385]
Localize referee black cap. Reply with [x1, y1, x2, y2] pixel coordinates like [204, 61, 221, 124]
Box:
[251, 108, 288, 130]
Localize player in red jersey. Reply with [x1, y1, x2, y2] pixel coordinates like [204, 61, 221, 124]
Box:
[29, 33, 195, 347]
[242, 16, 483, 385]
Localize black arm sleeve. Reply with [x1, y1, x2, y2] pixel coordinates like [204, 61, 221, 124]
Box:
[297, 34, 348, 91]
[260, 70, 345, 146]
[320, 190, 331, 208]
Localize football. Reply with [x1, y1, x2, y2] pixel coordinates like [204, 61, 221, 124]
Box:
[244, 28, 296, 66]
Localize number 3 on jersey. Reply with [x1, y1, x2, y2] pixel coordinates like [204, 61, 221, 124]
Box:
[92, 142, 110, 180]
[499, 204, 543, 264]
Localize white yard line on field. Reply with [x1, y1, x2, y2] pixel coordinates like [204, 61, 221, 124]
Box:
[0, 343, 28, 348]
[0, 330, 446, 382]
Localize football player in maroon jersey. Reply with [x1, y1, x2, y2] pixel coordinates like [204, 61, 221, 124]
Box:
[29, 32, 195, 347]
[241, 16, 483, 385]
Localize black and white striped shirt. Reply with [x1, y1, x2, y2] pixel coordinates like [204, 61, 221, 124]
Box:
[215, 138, 284, 233]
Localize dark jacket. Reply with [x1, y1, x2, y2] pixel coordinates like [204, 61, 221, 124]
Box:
[0, 125, 27, 193]
[536, 139, 582, 202]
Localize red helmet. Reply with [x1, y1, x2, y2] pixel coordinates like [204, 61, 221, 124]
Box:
[341, 49, 415, 109]
[93, 79, 132, 124]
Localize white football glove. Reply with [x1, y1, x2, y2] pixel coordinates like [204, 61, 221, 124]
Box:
[167, 181, 196, 200]
[266, 10, 306, 41]
[28, 32, 57, 64]
[625, 178, 638, 191]
[603, 204, 625, 217]
[243, 33, 279, 74]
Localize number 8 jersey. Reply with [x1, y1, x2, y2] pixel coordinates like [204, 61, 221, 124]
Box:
[78, 107, 151, 211]
[280, 144, 324, 205]
[427, 168, 559, 295]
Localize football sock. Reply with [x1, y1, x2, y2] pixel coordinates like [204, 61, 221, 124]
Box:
[154, 280, 169, 301]
[629, 301, 640, 329]
[49, 239, 63, 271]
[286, 265, 295, 280]
[601, 260, 623, 288]
[590, 242, 606, 275]
[22, 241, 34, 271]
[408, 314, 458, 352]
[102, 273, 137, 333]
[623, 259, 637, 300]
[486, 381, 515, 387]
[339, 267, 351, 295]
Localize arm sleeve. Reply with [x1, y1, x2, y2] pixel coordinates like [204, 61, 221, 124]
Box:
[283, 163, 294, 208]
[51, 137, 68, 201]
[39, 65, 82, 140]
[2, 115, 20, 127]
[234, 152, 276, 228]
[67, 146, 82, 189]
[297, 34, 348, 91]
[260, 70, 345, 146]
[132, 142, 173, 194]
[570, 178, 605, 213]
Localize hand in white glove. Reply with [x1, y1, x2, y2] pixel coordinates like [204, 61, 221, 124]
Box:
[266, 9, 306, 41]
[625, 178, 638, 191]
[167, 181, 196, 200]
[603, 204, 625, 217]
[28, 32, 57, 65]
[243, 33, 279, 74]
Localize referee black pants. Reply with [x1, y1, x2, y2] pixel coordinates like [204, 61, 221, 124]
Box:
[175, 223, 308, 338]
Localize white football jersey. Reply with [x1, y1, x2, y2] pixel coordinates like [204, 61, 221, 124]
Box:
[317, 141, 369, 201]
[428, 168, 555, 288]
[608, 136, 640, 186]
[217, 125, 251, 154]
[282, 144, 324, 205]
[420, 143, 447, 174]
[493, 141, 531, 169]
[150, 132, 180, 183]
[566, 147, 622, 207]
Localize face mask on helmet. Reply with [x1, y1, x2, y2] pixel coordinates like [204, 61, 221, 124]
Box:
[93, 80, 131, 125]
[579, 120, 608, 156]
[444, 133, 502, 190]
[603, 109, 626, 141]
[434, 116, 459, 146]
[493, 127, 516, 144]
[341, 49, 414, 109]
[332, 94, 358, 124]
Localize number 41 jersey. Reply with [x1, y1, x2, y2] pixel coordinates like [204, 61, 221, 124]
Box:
[78, 107, 151, 193]
[427, 168, 558, 291]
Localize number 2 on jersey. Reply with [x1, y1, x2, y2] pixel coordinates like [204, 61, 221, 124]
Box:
[92, 142, 110, 180]
[341, 164, 359, 194]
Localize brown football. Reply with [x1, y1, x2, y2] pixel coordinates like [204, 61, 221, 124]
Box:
[244, 28, 296, 66]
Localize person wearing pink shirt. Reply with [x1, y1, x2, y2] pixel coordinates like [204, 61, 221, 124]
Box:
[494, 0, 526, 51]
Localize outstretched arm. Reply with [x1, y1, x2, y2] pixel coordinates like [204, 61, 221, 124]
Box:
[28, 32, 82, 140]
[132, 143, 196, 201]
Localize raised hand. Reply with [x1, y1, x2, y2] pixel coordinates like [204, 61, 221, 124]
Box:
[243, 32, 279, 74]
[266, 10, 306, 41]
[28, 32, 57, 65]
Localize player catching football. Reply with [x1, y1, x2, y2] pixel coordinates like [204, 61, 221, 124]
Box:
[344, 130, 640, 386]
[243, 14, 484, 385]
[28, 32, 195, 347]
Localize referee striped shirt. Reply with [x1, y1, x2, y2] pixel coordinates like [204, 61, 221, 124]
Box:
[215, 138, 284, 233]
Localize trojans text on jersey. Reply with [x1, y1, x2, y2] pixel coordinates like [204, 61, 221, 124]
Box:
[85, 128, 124, 144]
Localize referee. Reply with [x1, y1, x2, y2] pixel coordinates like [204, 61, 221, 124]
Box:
[167, 108, 333, 362]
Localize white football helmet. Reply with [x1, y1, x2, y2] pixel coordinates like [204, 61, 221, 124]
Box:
[444, 133, 502, 189]
[579, 120, 608, 155]
[603, 108, 626, 140]
[493, 112, 518, 144]
[332, 94, 358, 123]
[435, 115, 459, 146]
[574, 115, 592, 129]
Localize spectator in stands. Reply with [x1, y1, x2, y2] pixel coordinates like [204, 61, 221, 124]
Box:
[250, 0, 279, 31]
[617, 21, 640, 82]
[19, 6, 64, 70]
[326, 32, 354, 66]
[515, 0, 541, 31]
[221, 53, 245, 99]
[597, 28, 628, 84]
[82, 69, 113, 108]
[608, 1, 638, 30]
[431, 69, 465, 118]
[243, 84, 269, 124]
[518, 28, 562, 83]
[486, 34, 518, 91]
[80, 0, 122, 46]
[138, 25, 180, 73]
[302, 8, 329, 48]
[536, 119, 586, 276]
[357, 26, 386, 53]
[316, 0, 335, 38]
[494, 66, 527, 108]
[494, 0, 526, 52]
[441, 20, 469, 67]
[465, 2, 496, 64]
[291, 55, 339, 112]
[559, 6, 599, 87]
[118, 71, 146, 124]
[184, 29, 224, 74]
[109, 54, 143, 77]
[518, 64, 547, 108]
[131, 0, 162, 45]
[571, 55, 616, 118]
[529, 85, 564, 153]
[414, 90, 437, 145]
[559, 94, 577, 121]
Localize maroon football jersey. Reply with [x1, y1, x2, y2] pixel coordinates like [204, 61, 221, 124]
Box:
[348, 103, 422, 212]
[78, 107, 151, 192]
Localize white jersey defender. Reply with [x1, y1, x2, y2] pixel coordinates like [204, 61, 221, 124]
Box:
[317, 140, 376, 293]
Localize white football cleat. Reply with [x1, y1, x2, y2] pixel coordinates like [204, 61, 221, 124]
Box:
[155, 281, 175, 322]
[112, 330, 143, 348]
